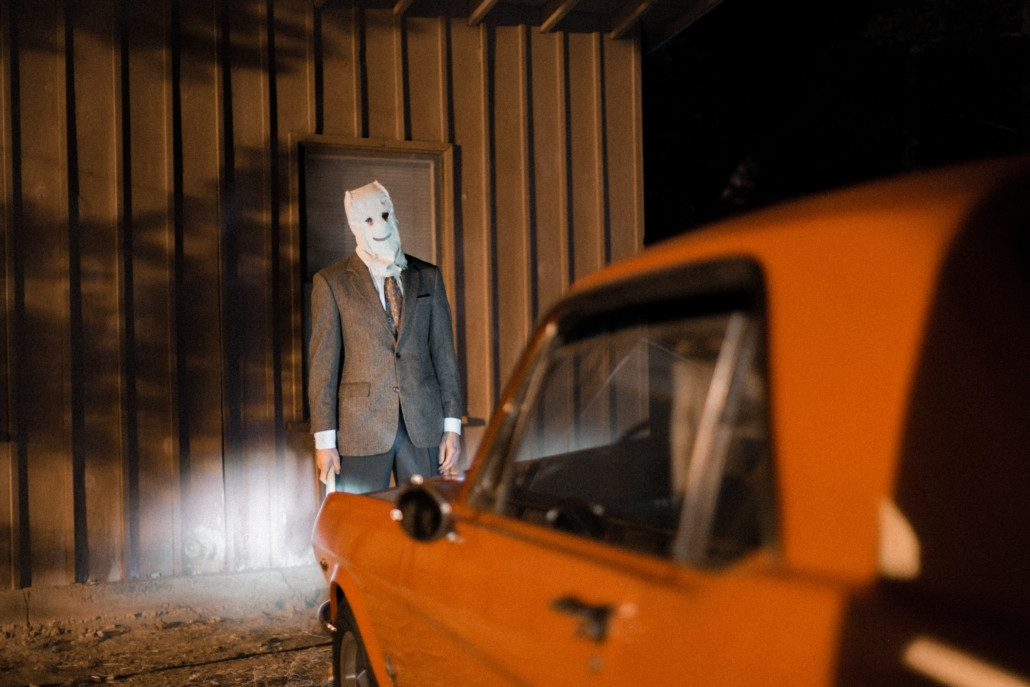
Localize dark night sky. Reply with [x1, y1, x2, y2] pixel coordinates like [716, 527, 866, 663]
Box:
[641, 0, 1030, 244]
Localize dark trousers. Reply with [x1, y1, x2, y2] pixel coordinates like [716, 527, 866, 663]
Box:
[335, 412, 438, 494]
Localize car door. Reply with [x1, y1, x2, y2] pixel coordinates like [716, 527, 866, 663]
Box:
[389, 508, 658, 685]
[384, 260, 845, 684]
[390, 510, 845, 686]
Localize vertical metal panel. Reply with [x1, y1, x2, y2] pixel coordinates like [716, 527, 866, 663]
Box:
[449, 21, 493, 457]
[492, 25, 532, 386]
[3, 3, 28, 587]
[0, 0, 12, 593]
[176, 0, 227, 576]
[222, 0, 275, 572]
[320, 7, 362, 138]
[603, 35, 643, 263]
[274, 4, 313, 427]
[364, 9, 403, 141]
[405, 17, 447, 144]
[528, 30, 569, 322]
[70, 0, 125, 584]
[123, 0, 176, 580]
[567, 33, 606, 283]
[14, 0, 76, 588]
[0, 0, 18, 592]
[273, 1, 322, 569]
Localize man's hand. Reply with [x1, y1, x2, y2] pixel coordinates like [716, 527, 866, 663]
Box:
[316, 447, 341, 486]
[438, 431, 462, 475]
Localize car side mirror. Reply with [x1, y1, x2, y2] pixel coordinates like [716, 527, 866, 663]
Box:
[391, 476, 454, 542]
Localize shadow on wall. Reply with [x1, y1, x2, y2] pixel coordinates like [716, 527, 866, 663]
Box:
[2, 147, 319, 587]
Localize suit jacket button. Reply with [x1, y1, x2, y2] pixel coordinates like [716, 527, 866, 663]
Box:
[393, 386, 400, 392]
[395, 352, 401, 358]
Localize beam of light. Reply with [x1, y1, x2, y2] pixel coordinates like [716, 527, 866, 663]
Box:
[903, 636, 1030, 687]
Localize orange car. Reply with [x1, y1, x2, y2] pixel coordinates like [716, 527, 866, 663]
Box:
[312, 157, 1030, 686]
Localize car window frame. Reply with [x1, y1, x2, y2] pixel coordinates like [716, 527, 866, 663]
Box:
[466, 256, 776, 567]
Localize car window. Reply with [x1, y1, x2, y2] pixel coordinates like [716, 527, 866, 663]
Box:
[487, 284, 774, 568]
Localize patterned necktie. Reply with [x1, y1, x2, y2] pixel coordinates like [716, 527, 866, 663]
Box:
[384, 276, 402, 337]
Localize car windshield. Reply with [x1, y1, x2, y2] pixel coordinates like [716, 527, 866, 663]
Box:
[483, 283, 775, 568]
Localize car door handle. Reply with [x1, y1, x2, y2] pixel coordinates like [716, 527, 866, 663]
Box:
[550, 595, 615, 642]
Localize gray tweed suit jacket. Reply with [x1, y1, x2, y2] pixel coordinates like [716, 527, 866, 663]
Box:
[308, 253, 463, 455]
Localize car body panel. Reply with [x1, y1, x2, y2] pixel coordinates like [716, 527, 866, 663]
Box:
[313, 156, 1030, 685]
[316, 494, 849, 686]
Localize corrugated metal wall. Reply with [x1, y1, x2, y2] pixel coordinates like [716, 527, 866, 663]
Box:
[0, 0, 643, 589]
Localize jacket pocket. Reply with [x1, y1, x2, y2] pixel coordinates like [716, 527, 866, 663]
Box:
[340, 382, 371, 397]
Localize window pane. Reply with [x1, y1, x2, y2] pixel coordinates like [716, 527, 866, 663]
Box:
[501, 307, 772, 565]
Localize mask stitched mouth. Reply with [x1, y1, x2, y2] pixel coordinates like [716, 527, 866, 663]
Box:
[373, 234, 391, 241]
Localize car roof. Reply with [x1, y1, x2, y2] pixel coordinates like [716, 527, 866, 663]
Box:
[557, 157, 1030, 616]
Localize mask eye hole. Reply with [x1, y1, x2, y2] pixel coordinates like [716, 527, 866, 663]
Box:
[382, 212, 390, 222]
[365, 217, 374, 226]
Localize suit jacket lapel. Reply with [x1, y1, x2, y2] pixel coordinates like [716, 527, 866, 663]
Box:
[398, 260, 419, 343]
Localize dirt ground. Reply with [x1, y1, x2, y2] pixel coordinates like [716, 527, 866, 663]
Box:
[1, 610, 331, 686]
[0, 568, 333, 687]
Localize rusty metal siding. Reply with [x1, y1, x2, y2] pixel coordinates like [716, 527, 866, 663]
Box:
[0, 0, 643, 589]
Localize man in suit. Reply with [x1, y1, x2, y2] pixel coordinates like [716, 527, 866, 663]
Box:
[309, 180, 463, 493]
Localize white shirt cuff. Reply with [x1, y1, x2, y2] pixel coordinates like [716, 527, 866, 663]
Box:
[314, 429, 337, 450]
[444, 417, 462, 435]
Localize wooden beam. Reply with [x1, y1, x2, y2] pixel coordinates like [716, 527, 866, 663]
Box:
[468, 0, 501, 26]
[393, 0, 415, 18]
[540, 0, 581, 34]
[609, 0, 658, 40]
[640, 0, 723, 52]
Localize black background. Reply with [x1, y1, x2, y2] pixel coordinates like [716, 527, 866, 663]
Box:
[642, 0, 1030, 244]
